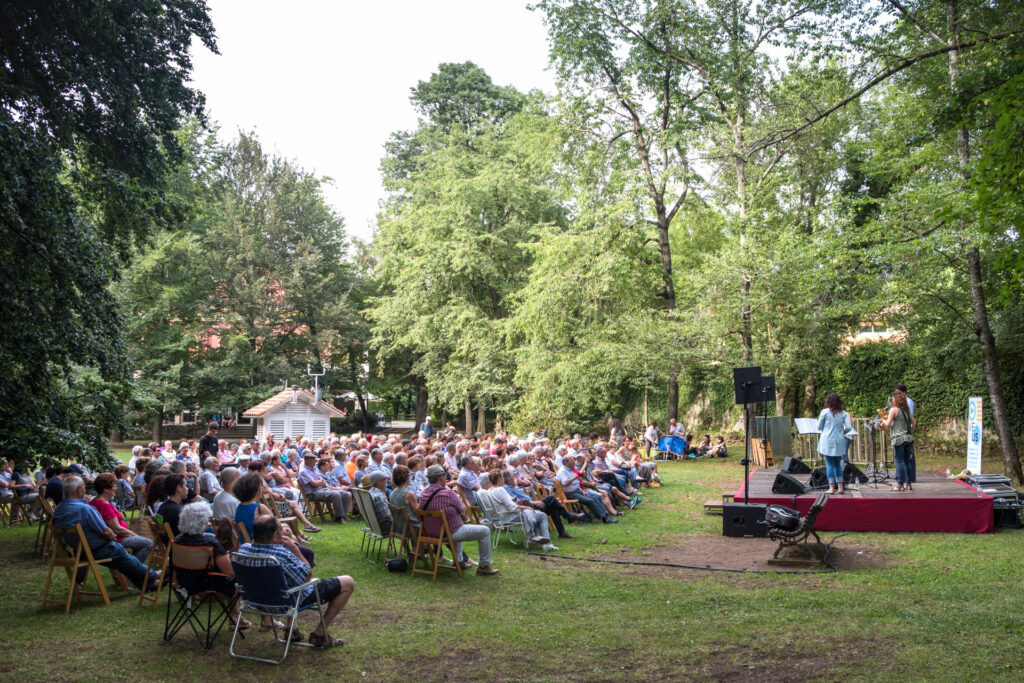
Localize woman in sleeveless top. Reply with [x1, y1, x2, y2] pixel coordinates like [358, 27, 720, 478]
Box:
[882, 388, 917, 491]
[388, 465, 420, 538]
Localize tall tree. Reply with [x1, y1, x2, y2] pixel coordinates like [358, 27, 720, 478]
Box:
[0, 1, 216, 466]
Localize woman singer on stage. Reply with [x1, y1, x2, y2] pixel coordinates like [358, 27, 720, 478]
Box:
[817, 393, 854, 495]
[881, 387, 916, 491]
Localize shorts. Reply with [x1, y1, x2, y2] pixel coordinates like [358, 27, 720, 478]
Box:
[300, 576, 341, 607]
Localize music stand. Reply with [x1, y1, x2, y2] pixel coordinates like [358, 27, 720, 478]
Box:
[732, 366, 761, 504]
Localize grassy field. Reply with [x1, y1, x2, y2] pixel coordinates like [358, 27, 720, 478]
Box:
[3, 452, 1023, 681]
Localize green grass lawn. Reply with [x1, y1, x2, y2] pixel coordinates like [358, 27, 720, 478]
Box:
[4, 454, 1024, 681]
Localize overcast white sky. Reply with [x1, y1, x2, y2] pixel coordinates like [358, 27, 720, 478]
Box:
[189, 0, 556, 242]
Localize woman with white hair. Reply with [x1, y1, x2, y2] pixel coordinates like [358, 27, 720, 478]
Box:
[173, 502, 249, 628]
[128, 445, 143, 471]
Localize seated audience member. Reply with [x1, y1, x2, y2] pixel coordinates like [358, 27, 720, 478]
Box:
[710, 436, 728, 458]
[52, 475, 160, 590]
[199, 457, 223, 499]
[237, 515, 353, 647]
[90, 473, 153, 562]
[668, 418, 686, 438]
[145, 473, 168, 516]
[154, 474, 191, 537]
[696, 434, 712, 457]
[213, 466, 243, 521]
[456, 456, 482, 501]
[298, 452, 352, 523]
[367, 472, 393, 536]
[173, 503, 247, 627]
[234, 472, 315, 566]
[556, 455, 616, 524]
[406, 456, 426, 496]
[418, 465, 498, 575]
[499, 469, 582, 539]
[113, 465, 136, 510]
[486, 469, 557, 550]
[251, 462, 320, 536]
[388, 465, 420, 539]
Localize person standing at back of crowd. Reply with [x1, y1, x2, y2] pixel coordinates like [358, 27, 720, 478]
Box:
[643, 422, 660, 459]
[198, 422, 219, 463]
[419, 415, 433, 439]
[817, 393, 854, 495]
[608, 417, 626, 446]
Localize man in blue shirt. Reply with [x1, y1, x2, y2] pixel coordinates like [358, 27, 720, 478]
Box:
[237, 515, 353, 647]
[51, 475, 160, 590]
[419, 416, 433, 439]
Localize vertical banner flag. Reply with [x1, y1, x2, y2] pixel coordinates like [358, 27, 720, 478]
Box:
[967, 397, 983, 474]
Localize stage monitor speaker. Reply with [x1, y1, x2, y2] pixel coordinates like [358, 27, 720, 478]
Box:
[782, 457, 812, 475]
[732, 366, 762, 405]
[809, 468, 828, 489]
[771, 472, 806, 495]
[722, 503, 768, 537]
[844, 463, 869, 484]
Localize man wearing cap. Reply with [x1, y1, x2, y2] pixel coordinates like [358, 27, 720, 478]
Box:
[298, 452, 351, 523]
[419, 416, 433, 439]
[368, 471, 393, 536]
[419, 465, 498, 575]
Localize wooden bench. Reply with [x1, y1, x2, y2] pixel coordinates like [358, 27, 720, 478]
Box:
[702, 492, 736, 516]
[767, 492, 829, 559]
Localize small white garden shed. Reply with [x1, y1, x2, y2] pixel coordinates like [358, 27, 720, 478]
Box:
[243, 387, 345, 442]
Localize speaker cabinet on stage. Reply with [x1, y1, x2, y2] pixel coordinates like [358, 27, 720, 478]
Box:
[723, 503, 768, 537]
[844, 463, 869, 484]
[771, 472, 806, 495]
[809, 468, 828, 489]
[782, 457, 811, 475]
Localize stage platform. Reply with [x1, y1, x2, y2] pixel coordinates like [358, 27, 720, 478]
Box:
[735, 469, 994, 533]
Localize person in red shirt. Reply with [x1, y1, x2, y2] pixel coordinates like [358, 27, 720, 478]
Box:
[90, 473, 153, 562]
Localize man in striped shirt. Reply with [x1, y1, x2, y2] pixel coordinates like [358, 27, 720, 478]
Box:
[418, 465, 498, 576]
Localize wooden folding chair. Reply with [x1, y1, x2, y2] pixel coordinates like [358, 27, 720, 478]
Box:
[300, 490, 330, 523]
[386, 505, 415, 561]
[34, 495, 56, 557]
[132, 485, 147, 520]
[42, 524, 113, 612]
[454, 487, 482, 524]
[236, 521, 252, 545]
[553, 480, 583, 515]
[139, 520, 172, 609]
[10, 487, 34, 525]
[0, 496, 11, 526]
[262, 492, 302, 539]
[411, 509, 462, 581]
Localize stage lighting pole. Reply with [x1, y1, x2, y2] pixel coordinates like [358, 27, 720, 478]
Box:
[741, 395, 751, 505]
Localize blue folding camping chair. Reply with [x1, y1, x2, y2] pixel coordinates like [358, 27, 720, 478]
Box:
[229, 552, 331, 665]
[657, 436, 687, 460]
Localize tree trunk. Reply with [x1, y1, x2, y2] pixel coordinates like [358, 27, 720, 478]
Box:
[775, 375, 786, 417]
[643, 386, 649, 427]
[414, 376, 428, 428]
[464, 398, 474, 435]
[667, 371, 679, 421]
[946, 4, 1022, 483]
[477, 403, 486, 435]
[802, 370, 816, 418]
[496, 412, 505, 433]
[152, 408, 163, 442]
[967, 248, 1023, 484]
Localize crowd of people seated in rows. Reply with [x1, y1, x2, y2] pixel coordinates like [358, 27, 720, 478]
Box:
[16, 420, 669, 646]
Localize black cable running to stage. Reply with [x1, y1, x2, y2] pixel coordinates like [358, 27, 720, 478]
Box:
[525, 551, 838, 574]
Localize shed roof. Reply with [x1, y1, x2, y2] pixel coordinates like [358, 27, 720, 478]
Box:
[242, 388, 346, 418]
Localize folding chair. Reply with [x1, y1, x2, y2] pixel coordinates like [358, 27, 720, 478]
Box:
[553, 480, 583, 514]
[10, 487, 34, 525]
[0, 496, 11, 526]
[386, 505, 414, 561]
[34, 495, 55, 557]
[164, 542, 239, 650]
[411, 509, 463, 581]
[263, 492, 302, 539]
[300, 490, 330, 523]
[132, 485, 147, 519]
[236, 522, 252, 545]
[475, 491, 526, 549]
[139, 520, 172, 608]
[351, 488, 386, 562]
[42, 524, 113, 612]
[454, 486, 482, 524]
[229, 552, 332, 665]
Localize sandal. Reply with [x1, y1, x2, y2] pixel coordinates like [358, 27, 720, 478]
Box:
[259, 619, 286, 631]
[232, 617, 252, 630]
[304, 525, 322, 533]
[309, 632, 344, 648]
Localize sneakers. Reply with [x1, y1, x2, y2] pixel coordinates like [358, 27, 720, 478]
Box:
[602, 516, 619, 524]
[530, 536, 549, 544]
[541, 543, 559, 552]
[476, 565, 500, 576]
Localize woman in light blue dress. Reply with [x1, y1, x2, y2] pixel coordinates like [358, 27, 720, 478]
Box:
[817, 393, 854, 494]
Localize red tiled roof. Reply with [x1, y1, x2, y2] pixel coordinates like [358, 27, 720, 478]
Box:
[242, 388, 346, 418]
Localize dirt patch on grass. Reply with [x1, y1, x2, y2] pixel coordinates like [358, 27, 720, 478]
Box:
[691, 641, 880, 682]
[531, 534, 892, 577]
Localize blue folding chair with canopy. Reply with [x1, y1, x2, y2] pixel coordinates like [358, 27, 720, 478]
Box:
[229, 552, 331, 665]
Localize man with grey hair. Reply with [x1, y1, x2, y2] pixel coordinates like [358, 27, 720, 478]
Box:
[199, 457, 222, 500]
[52, 475, 160, 590]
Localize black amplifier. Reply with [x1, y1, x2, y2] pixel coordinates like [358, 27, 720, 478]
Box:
[969, 474, 1012, 487]
[723, 502, 768, 537]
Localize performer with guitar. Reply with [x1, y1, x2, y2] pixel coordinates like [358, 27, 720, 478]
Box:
[880, 387, 917, 491]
